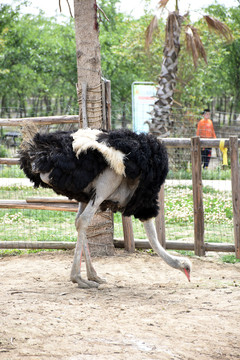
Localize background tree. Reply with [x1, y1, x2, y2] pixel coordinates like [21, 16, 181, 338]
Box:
[145, 0, 233, 136]
[0, 1, 238, 126]
[0, 1, 166, 124]
[209, 4, 240, 121]
[174, 3, 240, 124]
[0, 3, 77, 117]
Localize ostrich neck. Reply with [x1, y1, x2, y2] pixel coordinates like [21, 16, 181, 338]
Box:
[143, 219, 180, 269]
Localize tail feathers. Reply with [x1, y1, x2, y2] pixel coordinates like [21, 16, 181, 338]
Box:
[19, 121, 44, 187]
[20, 121, 39, 152]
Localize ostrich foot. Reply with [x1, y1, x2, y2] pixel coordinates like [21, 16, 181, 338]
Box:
[88, 274, 106, 284]
[71, 275, 99, 289]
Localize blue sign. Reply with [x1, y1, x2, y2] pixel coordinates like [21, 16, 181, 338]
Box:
[132, 82, 156, 133]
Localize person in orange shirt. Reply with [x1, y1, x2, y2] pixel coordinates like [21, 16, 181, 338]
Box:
[196, 109, 216, 169]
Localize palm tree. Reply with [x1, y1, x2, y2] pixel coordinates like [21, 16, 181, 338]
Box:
[145, 0, 233, 137]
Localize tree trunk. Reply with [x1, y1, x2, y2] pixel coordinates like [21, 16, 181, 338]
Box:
[148, 11, 184, 137]
[73, 0, 114, 256]
[74, 0, 102, 129]
[1, 95, 6, 117]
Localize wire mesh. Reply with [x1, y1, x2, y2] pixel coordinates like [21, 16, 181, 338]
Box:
[0, 115, 80, 250]
[111, 107, 236, 248]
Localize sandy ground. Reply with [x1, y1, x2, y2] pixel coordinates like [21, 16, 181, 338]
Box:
[0, 249, 240, 360]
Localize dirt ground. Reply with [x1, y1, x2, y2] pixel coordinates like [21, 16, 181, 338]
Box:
[0, 249, 240, 360]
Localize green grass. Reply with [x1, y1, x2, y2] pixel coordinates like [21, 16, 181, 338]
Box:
[0, 207, 76, 243]
[175, 250, 195, 257]
[0, 165, 25, 178]
[167, 167, 231, 180]
[0, 185, 58, 199]
[0, 248, 59, 257]
[0, 145, 8, 157]
[165, 184, 232, 225]
[221, 255, 240, 264]
[164, 185, 233, 244]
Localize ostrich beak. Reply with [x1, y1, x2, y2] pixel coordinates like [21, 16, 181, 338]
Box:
[184, 268, 191, 282]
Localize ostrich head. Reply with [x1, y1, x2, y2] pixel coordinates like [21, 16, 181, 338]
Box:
[177, 257, 192, 282]
[166, 254, 192, 282]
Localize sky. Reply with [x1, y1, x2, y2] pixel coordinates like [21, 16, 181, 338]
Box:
[3, 0, 239, 20]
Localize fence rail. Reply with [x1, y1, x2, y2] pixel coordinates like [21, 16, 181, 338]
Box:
[0, 116, 240, 258]
[0, 115, 79, 126]
[0, 240, 235, 253]
[159, 138, 240, 148]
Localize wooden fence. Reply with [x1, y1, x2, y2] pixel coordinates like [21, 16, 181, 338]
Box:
[0, 116, 240, 258]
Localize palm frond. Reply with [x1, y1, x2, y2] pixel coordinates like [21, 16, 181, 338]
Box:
[204, 15, 233, 42]
[185, 25, 207, 68]
[145, 15, 159, 49]
[158, 0, 170, 9]
[165, 12, 182, 48]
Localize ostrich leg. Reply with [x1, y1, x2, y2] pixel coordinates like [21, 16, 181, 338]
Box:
[70, 202, 99, 288]
[83, 238, 106, 284]
[70, 169, 123, 288]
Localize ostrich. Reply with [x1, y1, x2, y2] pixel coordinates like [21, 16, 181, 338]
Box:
[19, 124, 192, 288]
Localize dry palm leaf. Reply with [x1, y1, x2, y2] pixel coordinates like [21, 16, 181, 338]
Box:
[204, 15, 233, 42]
[185, 25, 207, 67]
[158, 0, 170, 9]
[165, 12, 181, 48]
[145, 15, 159, 49]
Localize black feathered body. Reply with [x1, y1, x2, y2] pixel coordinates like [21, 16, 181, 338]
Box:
[19, 128, 168, 221]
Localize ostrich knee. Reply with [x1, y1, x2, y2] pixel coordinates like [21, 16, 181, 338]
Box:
[75, 213, 89, 232]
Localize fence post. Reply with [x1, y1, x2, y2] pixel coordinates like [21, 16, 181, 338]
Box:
[155, 185, 166, 248]
[191, 136, 205, 256]
[229, 136, 240, 259]
[122, 216, 135, 253]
